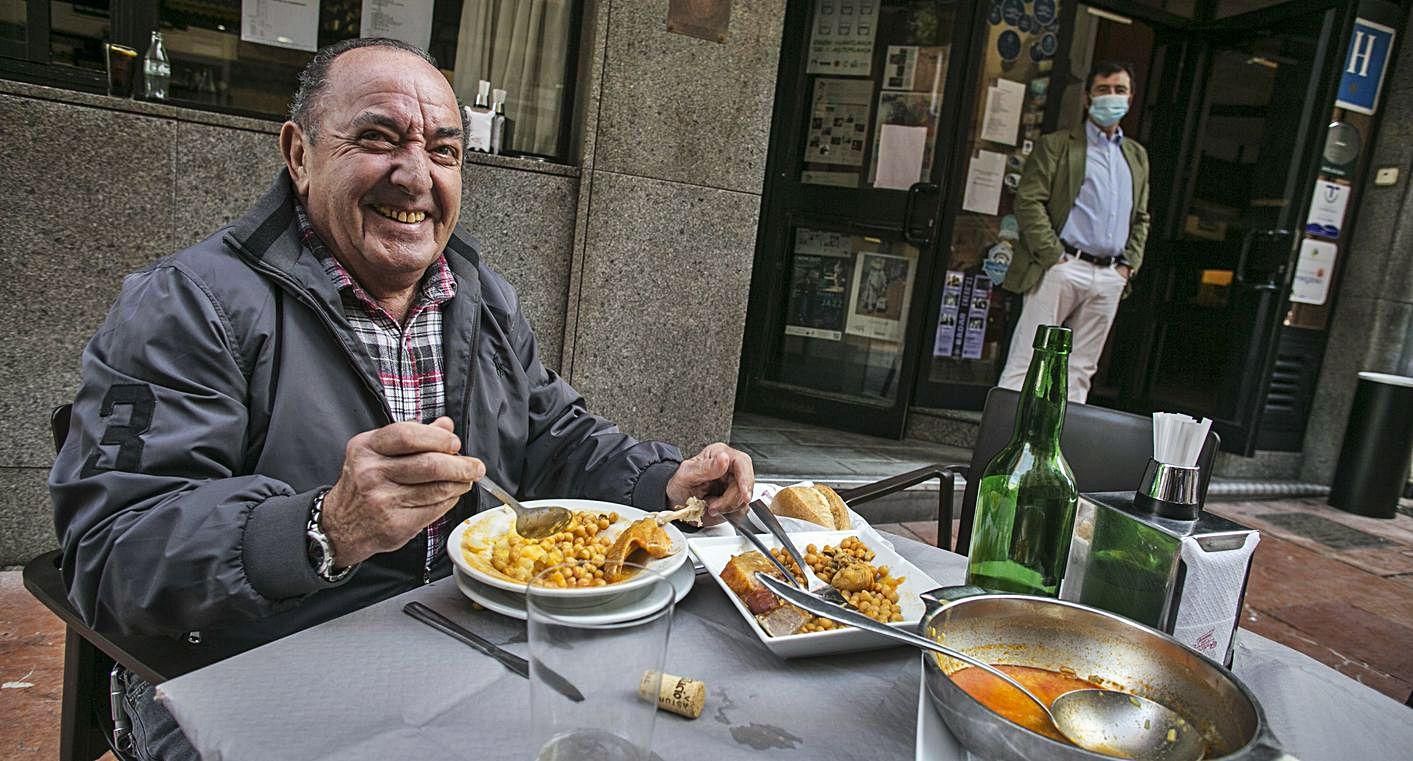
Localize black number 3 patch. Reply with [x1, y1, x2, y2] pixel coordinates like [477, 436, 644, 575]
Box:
[81, 384, 156, 477]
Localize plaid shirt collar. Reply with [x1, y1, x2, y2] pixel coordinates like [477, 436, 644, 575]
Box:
[292, 202, 459, 571]
[292, 202, 456, 320]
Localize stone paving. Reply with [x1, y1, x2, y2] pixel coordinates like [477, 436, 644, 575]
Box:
[2, 415, 1410, 757]
[731, 411, 972, 482]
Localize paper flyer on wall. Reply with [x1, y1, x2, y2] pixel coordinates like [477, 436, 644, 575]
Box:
[784, 229, 854, 341]
[980, 78, 1025, 146]
[962, 150, 1006, 215]
[1290, 238, 1337, 306]
[1305, 180, 1351, 239]
[961, 275, 992, 359]
[883, 45, 948, 93]
[241, 0, 319, 52]
[869, 90, 938, 189]
[883, 46, 919, 90]
[948, 275, 977, 357]
[845, 250, 916, 342]
[807, 0, 880, 76]
[806, 78, 873, 168]
[361, 0, 435, 51]
[933, 270, 965, 357]
[874, 125, 927, 191]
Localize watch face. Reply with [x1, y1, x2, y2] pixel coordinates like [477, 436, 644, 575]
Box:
[1316, 122, 1362, 174]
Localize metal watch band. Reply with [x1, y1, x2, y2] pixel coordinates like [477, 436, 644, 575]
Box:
[306, 488, 354, 583]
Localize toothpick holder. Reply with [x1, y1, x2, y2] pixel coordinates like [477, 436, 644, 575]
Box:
[1133, 459, 1202, 520]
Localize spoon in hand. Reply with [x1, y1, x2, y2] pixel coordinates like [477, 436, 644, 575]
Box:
[478, 475, 571, 539]
[755, 573, 1203, 761]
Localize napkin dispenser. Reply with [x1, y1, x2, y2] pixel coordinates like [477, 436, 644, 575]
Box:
[1059, 491, 1259, 667]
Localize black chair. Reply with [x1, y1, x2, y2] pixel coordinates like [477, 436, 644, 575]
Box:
[25, 404, 204, 761]
[835, 464, 963, 549]
[954, 387, 1219, 553]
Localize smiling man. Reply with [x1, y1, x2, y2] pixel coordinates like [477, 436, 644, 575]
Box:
[50, 39, 752, 760]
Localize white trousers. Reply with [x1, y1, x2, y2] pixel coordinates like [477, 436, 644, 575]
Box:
[998, 258, 1127, 403]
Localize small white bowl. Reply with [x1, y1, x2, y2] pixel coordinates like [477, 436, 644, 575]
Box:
[448, 499, 689, 600]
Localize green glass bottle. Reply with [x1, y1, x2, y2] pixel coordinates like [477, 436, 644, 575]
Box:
[966, 325, 1079, 597]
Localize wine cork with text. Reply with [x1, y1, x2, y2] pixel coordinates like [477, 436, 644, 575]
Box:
[638, 671, 706, 719]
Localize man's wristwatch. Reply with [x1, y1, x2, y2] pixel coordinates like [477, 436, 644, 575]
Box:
[306, 488, 354, 583]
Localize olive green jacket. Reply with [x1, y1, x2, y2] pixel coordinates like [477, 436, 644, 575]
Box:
[1002, 122, 1150, 294]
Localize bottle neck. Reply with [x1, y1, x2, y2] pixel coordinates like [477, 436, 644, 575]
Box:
[1012, 347, 1068, 451]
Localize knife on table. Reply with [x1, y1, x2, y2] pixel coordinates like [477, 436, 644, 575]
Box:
[403, 601, 585, 703]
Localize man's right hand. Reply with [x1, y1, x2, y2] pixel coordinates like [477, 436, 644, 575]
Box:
[320, 416, 485, 567]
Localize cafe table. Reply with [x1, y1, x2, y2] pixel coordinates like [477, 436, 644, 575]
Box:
[156, 534, 1412, 760]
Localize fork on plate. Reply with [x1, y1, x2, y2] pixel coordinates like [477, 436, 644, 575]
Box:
[722, 502, 850, 607]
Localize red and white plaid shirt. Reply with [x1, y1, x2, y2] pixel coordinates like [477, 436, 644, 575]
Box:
[296, 205, 457, 572]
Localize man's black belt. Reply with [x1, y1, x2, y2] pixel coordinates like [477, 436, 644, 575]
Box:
[1062, 241, 1118, 267]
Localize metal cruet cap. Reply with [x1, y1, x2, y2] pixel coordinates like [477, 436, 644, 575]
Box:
[1032, 324, 1073, 353]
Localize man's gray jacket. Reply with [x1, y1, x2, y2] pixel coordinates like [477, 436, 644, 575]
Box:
[49, 172, 682, 666]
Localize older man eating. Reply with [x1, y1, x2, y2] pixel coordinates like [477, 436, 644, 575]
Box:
[49, 38, 753, 760]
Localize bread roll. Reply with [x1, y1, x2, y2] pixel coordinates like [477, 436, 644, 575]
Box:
[771, 484, 849, 530]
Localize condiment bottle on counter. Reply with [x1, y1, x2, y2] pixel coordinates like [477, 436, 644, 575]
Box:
[465, 80, 494, 153]
[142, 30, 170, 100]
[490, 88, 513, 154]
[965, 324, 1078, 597]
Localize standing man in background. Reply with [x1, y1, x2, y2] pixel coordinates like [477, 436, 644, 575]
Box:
[998, 60, 1150, 402]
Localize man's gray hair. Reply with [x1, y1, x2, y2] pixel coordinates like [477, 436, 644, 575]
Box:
[288, 38, 439, 141]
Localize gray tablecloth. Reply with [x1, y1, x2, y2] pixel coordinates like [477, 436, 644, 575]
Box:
[157, 536, 1412, 761]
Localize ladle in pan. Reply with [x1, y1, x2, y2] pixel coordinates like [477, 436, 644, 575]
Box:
[756, 573, 1203, 761]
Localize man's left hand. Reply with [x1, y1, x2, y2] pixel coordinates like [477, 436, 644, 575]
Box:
[665, 443, 755, 526]
[1116, 264, 1132, 280]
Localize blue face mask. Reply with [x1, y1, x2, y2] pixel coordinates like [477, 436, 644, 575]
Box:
[1089, 94, 1129, 127]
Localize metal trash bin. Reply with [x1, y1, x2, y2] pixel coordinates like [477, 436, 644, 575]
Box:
[1329, 372, 1413, 518]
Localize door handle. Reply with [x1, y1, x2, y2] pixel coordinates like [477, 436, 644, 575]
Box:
[903, 182, 940, 247]
[1235, 228, 1291, 290]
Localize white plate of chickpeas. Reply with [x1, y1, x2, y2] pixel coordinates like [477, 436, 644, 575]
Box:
[451, 500, 690, 599]
[689, 530, 939, 658]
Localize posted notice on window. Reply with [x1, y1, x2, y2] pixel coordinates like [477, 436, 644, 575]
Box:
[361, 0, 435, 51]
[845, 250, 916, 342]
[1290, 238, 1337, 305]
[962, 150, 1006, 215]
[803, 77, 873, 187]
[784, 228, 854, 341]
[242, 0, 319, 52]
[1305, 180, 1351, 239]
[980, 79, 1025, 146]
[874, 124, 927, 191]
[807, 0, 880, 76]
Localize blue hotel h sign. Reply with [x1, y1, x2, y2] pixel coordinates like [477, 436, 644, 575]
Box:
[1336, 18, 1396, 115]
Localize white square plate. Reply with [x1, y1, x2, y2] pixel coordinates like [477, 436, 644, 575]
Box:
[688, 530, 939, 658]
[915, 655, 968, 760]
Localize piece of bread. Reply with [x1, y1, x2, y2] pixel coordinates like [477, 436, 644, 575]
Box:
[771, 484, 850, 530]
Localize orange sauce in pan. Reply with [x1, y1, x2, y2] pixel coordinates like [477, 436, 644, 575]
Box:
[948, 664, 1103, 742]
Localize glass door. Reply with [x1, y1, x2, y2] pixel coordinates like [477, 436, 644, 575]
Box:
[739, 0, 976, 437]
[913, 1, 1139, 411]
[1105, 6, 1347, 454]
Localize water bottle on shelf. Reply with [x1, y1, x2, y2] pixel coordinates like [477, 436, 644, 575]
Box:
[143, 30, 170, 100]
[965, 324, 1079, 597]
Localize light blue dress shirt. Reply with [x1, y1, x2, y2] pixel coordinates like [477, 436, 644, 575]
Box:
[1059, 120, 1133, 260]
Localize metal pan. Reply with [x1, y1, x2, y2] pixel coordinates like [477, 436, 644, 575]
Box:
[918, 589, 1288, 761]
